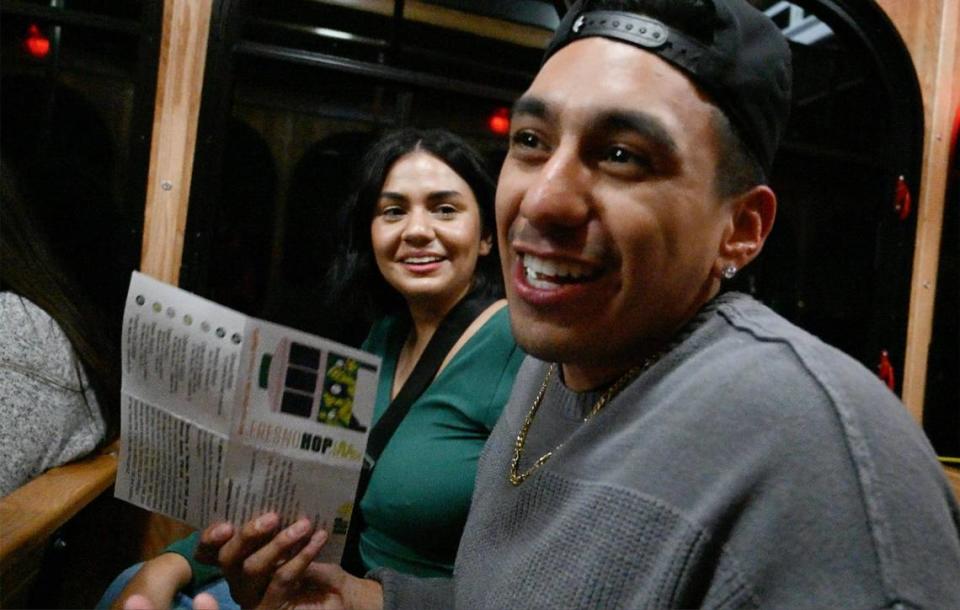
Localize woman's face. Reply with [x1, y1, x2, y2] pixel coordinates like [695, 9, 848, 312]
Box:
[371, 151, 491, 315]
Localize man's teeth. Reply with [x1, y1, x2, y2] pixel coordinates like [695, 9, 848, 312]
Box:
[405, 256, 442, 264]
[523, 254, 593, 287]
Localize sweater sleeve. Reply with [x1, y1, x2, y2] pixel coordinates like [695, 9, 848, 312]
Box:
[368, 568, 454, 610]
[0, 293, 106, 496]
[163, 531, 223, 592]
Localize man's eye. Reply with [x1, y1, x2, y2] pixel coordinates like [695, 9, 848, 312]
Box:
[601, 146, 655, 176]
[605, 146, 641, 164]
[511, 131, 541, 149]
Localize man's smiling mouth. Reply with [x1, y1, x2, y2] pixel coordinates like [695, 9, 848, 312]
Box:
[522, 253, 598, 289]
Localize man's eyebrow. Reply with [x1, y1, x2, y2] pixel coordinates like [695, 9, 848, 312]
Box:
[510, 99, 678, 155]
[511, 96, 551, 121]
[596, 110, 679, 157]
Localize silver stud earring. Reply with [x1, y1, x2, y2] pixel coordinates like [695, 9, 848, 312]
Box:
[721, 264, 738, 280]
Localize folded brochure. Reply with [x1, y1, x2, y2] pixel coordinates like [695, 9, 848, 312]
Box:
[115, 271, 380, 562]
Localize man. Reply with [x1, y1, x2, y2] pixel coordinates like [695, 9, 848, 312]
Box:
[188, 0, 960, 608]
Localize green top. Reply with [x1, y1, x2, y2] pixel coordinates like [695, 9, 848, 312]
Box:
[165, 532, 220, 591]
[166, 306, 523, 586]
[358, 305, 524, 576]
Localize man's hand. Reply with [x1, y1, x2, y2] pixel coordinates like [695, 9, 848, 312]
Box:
[195, 513, 383, 610]
[196, 513, 317, 607]
[254, 544, 384, 610]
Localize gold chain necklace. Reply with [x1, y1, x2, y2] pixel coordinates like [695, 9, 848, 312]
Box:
[509, 358, 658, 486]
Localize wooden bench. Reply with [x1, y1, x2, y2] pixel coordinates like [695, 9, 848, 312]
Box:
[0, 441, 118, 608]
[0, 439, 196, 608]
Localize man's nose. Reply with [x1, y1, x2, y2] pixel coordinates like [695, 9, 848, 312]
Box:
[518, 143, 591, 230]
[401, 207, 435, 244]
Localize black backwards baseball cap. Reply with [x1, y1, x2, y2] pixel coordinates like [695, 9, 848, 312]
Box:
[543, 0, 793, 175]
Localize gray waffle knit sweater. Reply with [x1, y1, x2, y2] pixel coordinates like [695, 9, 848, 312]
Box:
[371, 292, 960, 609]
[0, 292, 106, 496]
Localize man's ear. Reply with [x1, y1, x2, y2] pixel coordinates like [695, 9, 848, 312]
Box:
[714, 185, 776, 277]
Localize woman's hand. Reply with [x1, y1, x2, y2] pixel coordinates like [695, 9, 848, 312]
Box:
[195, 513, 383, 610]
[123, 592, 218, 610]
[110, 552, 193, 610]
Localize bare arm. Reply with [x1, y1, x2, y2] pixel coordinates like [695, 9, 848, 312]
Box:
[110, 553, 193, 610]
[123, 591, 218, 610]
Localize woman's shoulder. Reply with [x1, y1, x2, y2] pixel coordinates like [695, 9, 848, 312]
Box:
[364, 314, 397, 341]
[475, 299, 512, 334]
[447, 300, 523, 370]
[0, 292, 106, 494]
[1, 291, 47, 325]
[0, 292, 77, 377]
[361, 313, 407, 356]
[1, 291, 57, 331]
[456, 300, 515, 351]
[444, 301, 523, 426]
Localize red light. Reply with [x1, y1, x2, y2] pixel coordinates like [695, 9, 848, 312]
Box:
[487, 107, 510, 136]
[24, 24, 51, 59]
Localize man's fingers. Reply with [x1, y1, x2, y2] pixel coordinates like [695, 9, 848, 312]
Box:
[258, 530, 332, 610]
[217, 512, 281, 569]
[240, 518, 316, 579]
[272, 528, 330, 585]
[195, 522, 235, 565]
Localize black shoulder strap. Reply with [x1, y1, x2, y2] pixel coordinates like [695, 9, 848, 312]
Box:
[363, 292, 494, 466]
[341, 291, 495, 575]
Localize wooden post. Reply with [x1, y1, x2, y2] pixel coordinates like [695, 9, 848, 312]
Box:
[875, 0, 959, 423]
[140, 0, 215, 284]
[876, 0, 960, 501]
[137, 0, 215, 558]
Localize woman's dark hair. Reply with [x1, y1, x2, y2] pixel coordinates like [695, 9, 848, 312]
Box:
[325, 128, 502, 323]
[0, 157, 119, 440]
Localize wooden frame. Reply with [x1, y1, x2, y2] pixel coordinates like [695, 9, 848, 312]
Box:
[878, 0, 958, 422]
[875, 0, 960, 498]
[0, 443, 118, 608]
[140, 0, 216, 285]
[136, 0, 217, 558]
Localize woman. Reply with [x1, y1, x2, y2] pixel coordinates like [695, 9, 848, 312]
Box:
[0, 158, 116, 496]
[102, 128, 524, 609]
